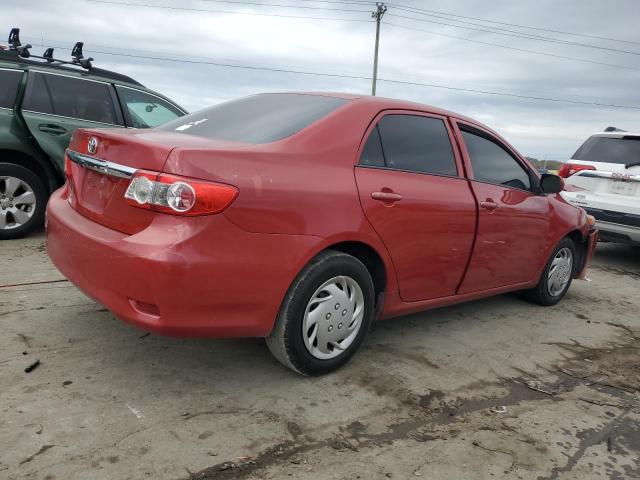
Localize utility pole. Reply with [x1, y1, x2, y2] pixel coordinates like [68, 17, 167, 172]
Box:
[371, 2, 387, 96]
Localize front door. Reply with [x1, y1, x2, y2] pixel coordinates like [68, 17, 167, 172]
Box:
[455, 124, 549, 293]
[355, 112, 477, 302]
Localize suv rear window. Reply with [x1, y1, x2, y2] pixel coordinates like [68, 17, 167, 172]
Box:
[0, 69, 22, 109]
[159, 93, 348, 144]
[572, 135, 640, 165]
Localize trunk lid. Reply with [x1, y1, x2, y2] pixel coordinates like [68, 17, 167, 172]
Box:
[66, 129, 248, 234]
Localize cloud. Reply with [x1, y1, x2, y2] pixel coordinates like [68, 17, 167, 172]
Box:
[5, 0, 640, 158]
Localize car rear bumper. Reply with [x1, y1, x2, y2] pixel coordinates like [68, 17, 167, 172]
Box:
[46, 189, 322, 337]
[561, 191, 640, 245]
[593, 220, 640, 245]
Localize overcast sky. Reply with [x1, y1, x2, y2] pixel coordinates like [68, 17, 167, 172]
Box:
[5, 0, 640, 159]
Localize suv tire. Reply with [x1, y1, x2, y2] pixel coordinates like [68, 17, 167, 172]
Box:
[0, 163, 47, 240]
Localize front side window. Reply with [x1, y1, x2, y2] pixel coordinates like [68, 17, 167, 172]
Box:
[116, 86, 184, 128]
[375, 114, 457, 176]
[0, 70, 22, 109]
[159, 93, 349, 144]
[461, 129, 531, 190]
[43, 74, 119, 124]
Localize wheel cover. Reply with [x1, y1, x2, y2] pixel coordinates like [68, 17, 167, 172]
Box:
[302, 275, 365, 360]
[547, 247, 573, 297]
[0, 176, 37, 230]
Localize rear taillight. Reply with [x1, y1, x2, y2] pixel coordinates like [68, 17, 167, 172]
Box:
[124, 171, 238, 216]
[558, 163, 596, 178]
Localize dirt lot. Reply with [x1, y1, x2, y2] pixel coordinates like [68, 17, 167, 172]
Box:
[1, 232, 639, 480]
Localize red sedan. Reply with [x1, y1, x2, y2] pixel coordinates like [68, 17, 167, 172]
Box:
[46, 93, 598, 375]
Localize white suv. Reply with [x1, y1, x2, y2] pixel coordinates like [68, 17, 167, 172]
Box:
[560, 128, 640, 245]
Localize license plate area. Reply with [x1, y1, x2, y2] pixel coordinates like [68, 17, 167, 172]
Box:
[608, 179, 638, 196]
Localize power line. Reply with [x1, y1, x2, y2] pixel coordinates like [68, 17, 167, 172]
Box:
[386, 12, 640, 56]
[384, 22, 640, 71]
[42, 43, 640, 110]
[190, 0, 640, 49]
[89, 0, 640, 57]
[85, 0, 373, 21]
[198, 0, 371, 13]
[294, 0, 640, 46]
[387, 2, 640, 46]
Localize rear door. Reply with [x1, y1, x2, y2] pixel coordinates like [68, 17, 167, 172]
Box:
[0, 68, 24, 142]
[20, 71, 123, 170]
[355, 111, 477, 302]
[455, 123, 549, 293]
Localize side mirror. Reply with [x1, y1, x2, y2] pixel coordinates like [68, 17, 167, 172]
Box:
[540, 174, 564, 194]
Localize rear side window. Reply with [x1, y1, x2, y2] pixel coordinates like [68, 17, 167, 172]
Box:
[158, 93, 348, 144]
[375, 114, 457, 176]
[572, 135, 640, 165]
[43, 74, 119, 124]
[359, 125, 385, 167]
[116, 86, 184, 128]
[0, 69, 22, 108]
[461, 129, 531, 191]
[22, 72, 54, 114]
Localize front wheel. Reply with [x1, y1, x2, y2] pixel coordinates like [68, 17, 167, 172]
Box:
[266, 250, 375, 375]
[523, 237, 577, 306]
[0, 163, 47, 240]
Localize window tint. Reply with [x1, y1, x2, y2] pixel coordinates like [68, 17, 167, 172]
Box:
[461, 129, 531, 190]
[572, 136, 640, 165]
[0, 70, 22, 109]
[158, 93, 348, 144]
[376, 115, 457, 176]
[22, 72, 54, 114]
[44, 74, 118, 124]
[116, 86, 183, 128]
[359, 125, 385, 167]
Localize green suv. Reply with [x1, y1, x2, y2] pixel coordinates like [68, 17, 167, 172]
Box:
[0, 31, 187, 239]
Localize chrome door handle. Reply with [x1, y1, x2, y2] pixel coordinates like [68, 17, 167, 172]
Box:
[372, 191, 403, 202]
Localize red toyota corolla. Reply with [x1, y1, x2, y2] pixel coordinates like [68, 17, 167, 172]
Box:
[46, 93, 598, 375]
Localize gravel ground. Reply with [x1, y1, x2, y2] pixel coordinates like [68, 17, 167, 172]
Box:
[1, 231, 638, 480]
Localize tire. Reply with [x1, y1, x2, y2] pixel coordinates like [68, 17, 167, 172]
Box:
[0, 163, 47, 240]
[522, 237, 577, 306]
[266, 250, 375, 376]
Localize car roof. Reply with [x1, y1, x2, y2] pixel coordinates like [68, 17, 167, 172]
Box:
[289, 91, 492, 131]
[0, 49, 144, 87]
[590, 131, 640, 138]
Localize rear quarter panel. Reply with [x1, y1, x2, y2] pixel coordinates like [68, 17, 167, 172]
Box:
[162, 100, 400, 295]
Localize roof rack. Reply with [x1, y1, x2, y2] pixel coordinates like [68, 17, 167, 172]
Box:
[1, 28, 143, 87]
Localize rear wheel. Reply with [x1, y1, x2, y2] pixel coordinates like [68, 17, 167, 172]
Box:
[266, 250, 375, 375]
[523, 237, 577, 306]
[0, 163, 47, 240]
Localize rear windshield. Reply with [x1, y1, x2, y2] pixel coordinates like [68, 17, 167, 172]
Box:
[158, 93, 349, 144]
[572, 135, 640, 164]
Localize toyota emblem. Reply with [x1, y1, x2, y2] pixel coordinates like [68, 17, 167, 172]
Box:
[87, 137, 98, 154]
